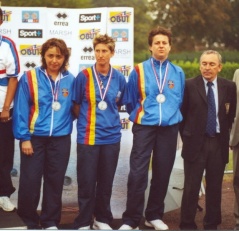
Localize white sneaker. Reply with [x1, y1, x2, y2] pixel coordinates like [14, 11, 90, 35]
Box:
[45, 226, 58, 230]
[118, 224, 139, 230]
[0, 196, 16, 212]
[145, 219, 169, 230]
[78, 226, 90, 230]
[93, 219, 112, 230]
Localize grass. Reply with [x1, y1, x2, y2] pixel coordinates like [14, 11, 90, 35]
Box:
[225, 151, 233, 172]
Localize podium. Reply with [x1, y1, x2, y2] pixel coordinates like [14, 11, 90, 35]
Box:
[0, 210, 27, 229]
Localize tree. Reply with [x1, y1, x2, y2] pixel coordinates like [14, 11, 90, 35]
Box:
[222, 0, 239, 50]
[148, 0, 233, 51]
[2, 0, 91, 8]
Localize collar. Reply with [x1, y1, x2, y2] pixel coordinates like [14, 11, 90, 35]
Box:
[151, 57, 169, 67]
[202, 76, 218, 89]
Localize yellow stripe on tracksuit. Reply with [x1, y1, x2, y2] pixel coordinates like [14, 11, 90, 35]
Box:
[136, 63, 146, 124]
[29, 69, 39, 134]
[86, 68, 97, 145]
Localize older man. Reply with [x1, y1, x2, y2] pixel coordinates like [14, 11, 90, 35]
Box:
[179, 50, 237, 230]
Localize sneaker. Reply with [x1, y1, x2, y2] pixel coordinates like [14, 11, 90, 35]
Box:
[93, 219, 112, 230]
[0, 196, 16, 212]
[45, 226, 58, 230]
[78, 226, 90, 230]
[145, 219, 169, 230]
[118, 224, 139, 230]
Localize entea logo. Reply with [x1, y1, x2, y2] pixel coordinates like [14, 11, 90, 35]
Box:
[79, 13, 101, 23]
[56, 12, 68, 19]
[2, 10, 12, 22]
[82, 46, 93, 53]
[25, 61, 37, 69]
[109, 11, 131, 23]
[54, 12, 69, 26]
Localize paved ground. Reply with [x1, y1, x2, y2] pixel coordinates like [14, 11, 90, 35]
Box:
[1, 172, 235, 230]
[11, 122, 184, 219]
[6, 122, 235, 230]
[58, 173, 235, 230]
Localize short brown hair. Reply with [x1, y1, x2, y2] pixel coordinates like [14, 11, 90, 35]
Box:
[93, 34, 115, 52]
[40, 38, 70, 72]
[148, 26, 172, 46]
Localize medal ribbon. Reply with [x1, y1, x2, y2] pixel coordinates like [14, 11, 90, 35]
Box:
[151, 58, 169, 94]
[93, 64, 113, 101]
[46, 72, 61, 102]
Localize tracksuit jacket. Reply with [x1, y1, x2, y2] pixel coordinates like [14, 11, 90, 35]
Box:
[126, 57, 185, 126]
[13, 66, 75, 141]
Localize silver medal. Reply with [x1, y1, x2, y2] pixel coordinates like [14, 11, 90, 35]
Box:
[156, 94, 166, 103]
[52, 101, 61, 111]
[98, 101, 107, 110]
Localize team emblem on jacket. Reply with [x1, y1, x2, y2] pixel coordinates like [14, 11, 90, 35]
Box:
[168, 80, 174, 89]
[62, 88, 69, 97]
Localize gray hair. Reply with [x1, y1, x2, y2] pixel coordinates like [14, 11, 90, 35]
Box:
[200, 50, 222, 64]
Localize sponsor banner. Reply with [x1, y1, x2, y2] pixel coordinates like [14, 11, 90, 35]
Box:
[1, 6, 134, 220]
[79, 13, 101, 23]
[22, 10, 39, 23]
[1, 6, 134, 78]
[18, 29, 43, 38]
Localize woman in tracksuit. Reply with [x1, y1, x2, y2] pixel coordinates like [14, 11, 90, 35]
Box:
[119, 26, 185, 230]
[13, 38, 75, 230]
[72, 34, 127, 230]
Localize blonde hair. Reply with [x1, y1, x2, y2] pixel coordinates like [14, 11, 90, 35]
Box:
[93, 34, 115, 52]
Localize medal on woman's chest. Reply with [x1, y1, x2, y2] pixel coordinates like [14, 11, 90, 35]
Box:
[98, 100, 108, 110]
[156, 93, 166, 103]
[93, 65, 113, 111]
[151, 59, 169, 104]
[52, 101, 61, 111]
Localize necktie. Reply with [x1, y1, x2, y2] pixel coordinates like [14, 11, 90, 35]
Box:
[206, 82, 216, 136]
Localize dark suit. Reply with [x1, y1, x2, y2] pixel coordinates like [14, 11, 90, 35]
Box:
[179, 75, 237, 229]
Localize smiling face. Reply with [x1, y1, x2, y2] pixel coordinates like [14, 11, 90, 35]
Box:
[149, 34, 171, 62]
[200, 53, 222, 82]
[44, 46, 65, 77]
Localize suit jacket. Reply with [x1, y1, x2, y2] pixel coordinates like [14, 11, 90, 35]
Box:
[180, 75, 237, 163]
[230, 69, 239, 147]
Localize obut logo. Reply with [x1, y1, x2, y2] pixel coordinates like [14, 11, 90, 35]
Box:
[20, 45, 41, 56]
[79, 13, 101, 23]
[109, 11, 131, 23]
[2, 10, 12, 22]
[79, 29, 100, 40]
[19, 29, 43, 38]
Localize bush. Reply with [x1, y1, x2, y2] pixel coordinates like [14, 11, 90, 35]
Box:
[172, 60, 239, 80]
[169, 50, 239, 63]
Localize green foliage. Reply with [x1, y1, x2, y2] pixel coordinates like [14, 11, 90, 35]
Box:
[172, 60, 239, 80]
[2, 0, 91, 8]
[169, 50, 239, 63]
[148, 0, 239, 52]
[225, 151, 233, 172]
